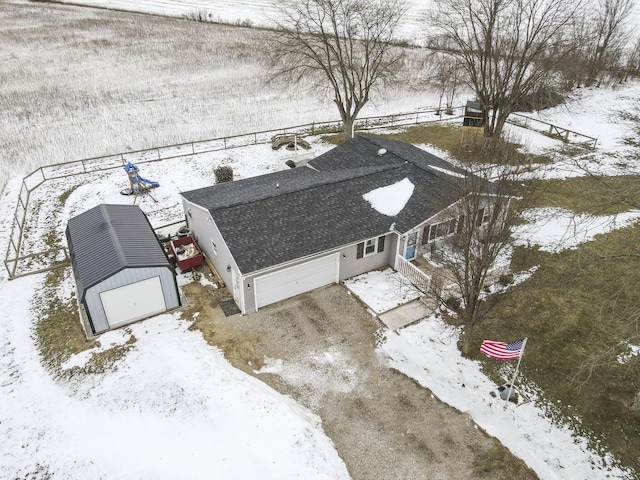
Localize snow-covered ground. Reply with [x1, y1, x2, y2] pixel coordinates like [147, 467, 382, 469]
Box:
[0, 275, 350, 480]
[0, 142, 351, 479]
[512, 207, 640, 253]
[347, 271, 631, 480]
[24, 0, 430, 44]
[2, 80, 639, 478]
[2, 1, 640, 478]
[24, 0, 640, 47]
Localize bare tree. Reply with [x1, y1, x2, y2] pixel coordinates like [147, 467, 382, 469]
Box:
[583, 0, 634, 86]
[425, 52, 464, 115]
[427, 0, 583, 140]
[426, 140, 539, 354]
[619, 35, 640, 82]
[268, 0, 406, 139]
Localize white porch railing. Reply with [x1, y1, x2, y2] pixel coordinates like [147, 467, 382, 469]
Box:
[395, 255, 431, 294]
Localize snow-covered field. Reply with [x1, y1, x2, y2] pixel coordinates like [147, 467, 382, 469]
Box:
[0, 1, 440, 192]
[28, 0, 640, 46]
[28, 0, 429, 44]
[2, 1, 640, 478]
[1, 80, 639, 478]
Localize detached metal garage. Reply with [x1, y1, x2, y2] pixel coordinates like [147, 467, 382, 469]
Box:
[66, 204, 180, 336]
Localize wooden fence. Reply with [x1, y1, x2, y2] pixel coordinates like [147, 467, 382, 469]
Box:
[507, 113, 598, 148]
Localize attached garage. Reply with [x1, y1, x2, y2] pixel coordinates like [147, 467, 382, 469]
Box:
[66, 204, 181, 336]
[254, 253, 340, 310]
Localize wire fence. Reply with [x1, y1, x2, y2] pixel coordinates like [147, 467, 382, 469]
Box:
[3, 106, 595, 279]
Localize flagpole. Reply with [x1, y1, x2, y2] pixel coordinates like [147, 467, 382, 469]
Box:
[506, 338, 527, 403]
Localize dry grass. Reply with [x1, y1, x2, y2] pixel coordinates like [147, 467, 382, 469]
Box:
[472, 442, 535, 478]
[33, 269, 96, 375]
[323, 124, 556, 167]
[478, 227, 640, 474]
[0, 2, 431, 192]
[360, 122, 640, 475]
[535, 175, 640, 215]
[34, 261, 138, 378]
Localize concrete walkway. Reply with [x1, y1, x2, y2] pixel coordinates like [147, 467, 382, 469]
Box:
[378, 298, 434, 330]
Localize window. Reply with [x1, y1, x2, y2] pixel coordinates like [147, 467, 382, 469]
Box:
[365, 238, 376, 255]
[476, 207, 492, 227]
[357, 236, 386, 259]
[426, 218, 458, 243]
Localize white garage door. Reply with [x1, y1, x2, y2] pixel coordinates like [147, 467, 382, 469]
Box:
[100, 276, 167, 328]
[255, 254, 339, 310]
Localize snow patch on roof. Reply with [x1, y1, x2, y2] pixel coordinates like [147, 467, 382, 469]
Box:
[363, 178, 415, 217]
[428, 165, 466, 178]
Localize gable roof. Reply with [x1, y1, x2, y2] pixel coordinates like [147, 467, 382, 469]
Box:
[66, 204, 171, 300]
[181, 135, 495, 275]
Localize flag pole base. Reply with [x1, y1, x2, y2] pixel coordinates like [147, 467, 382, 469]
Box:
[498, 384, 518, 403]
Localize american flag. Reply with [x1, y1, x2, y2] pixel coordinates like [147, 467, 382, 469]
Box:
[480, 339, 525, 360]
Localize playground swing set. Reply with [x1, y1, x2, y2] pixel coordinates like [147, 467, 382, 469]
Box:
[120, 162, 160, 204]
[118, 162, 205, 277]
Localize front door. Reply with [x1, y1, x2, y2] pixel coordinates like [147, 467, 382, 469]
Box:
[404, 231, 418, 260]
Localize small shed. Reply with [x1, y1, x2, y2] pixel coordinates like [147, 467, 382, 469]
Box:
[66, 204, 180, 335]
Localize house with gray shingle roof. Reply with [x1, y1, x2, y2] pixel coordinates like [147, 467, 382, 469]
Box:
[180, 135, 499, 314]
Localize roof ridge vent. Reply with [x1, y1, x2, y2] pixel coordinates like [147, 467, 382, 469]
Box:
[377, 148, 387, 156]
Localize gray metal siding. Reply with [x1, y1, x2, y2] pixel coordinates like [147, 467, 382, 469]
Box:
[85, 267, 179, 334]
[66, 204, 171, 300]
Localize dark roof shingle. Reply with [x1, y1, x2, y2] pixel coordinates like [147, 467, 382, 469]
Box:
[181, 135, 490, 274]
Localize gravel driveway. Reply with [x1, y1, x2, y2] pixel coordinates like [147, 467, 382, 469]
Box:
[182, 278, 536, 479]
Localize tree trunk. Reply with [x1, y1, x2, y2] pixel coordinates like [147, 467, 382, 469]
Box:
[460, 323, 473, 356]
[493, 110, 510, 139]
[344, 116, 355, 140]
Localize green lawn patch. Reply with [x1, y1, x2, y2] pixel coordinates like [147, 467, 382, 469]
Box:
[473, 224, 640, 474]
[323, 124, 555, 165]
[34, 267, 135, 378]
[535, 175, 640, 215]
